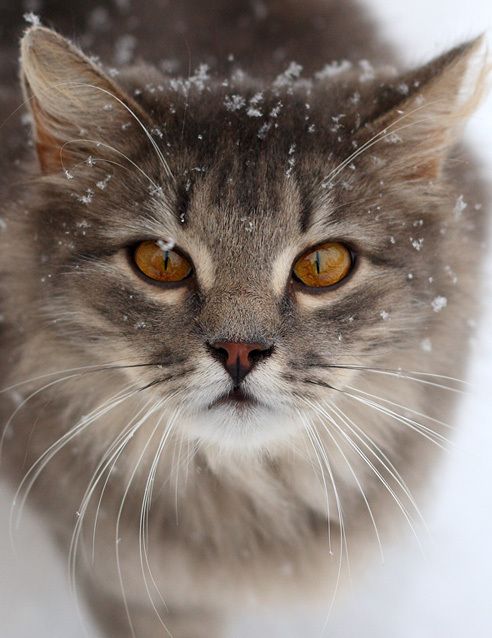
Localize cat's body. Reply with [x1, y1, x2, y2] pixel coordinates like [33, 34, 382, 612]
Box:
[0, 1, 488, 637]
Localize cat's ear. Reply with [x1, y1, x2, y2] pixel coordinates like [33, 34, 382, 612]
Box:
[20, 26, 148, 173]
[360, 37, 488, 181]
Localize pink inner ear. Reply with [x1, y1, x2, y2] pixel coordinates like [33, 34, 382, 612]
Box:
[31, 96, 71, 174]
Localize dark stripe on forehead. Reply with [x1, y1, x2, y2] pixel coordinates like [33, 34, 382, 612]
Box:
[175, 180, 191, 226]
[235, 158, 262, 212]
[211, 161, 233, 209]
[211, 155, 267, 216]
[298, 178, 316, 233]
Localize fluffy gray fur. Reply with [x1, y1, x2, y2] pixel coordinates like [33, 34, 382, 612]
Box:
[0, 1, 488, 636]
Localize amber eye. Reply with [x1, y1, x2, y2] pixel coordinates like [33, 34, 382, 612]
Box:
[293, 242, 352, 288]
[134, 241, 192, 283]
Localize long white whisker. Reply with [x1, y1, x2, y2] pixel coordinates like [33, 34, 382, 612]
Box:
[0, 360, 138, 395]
[346, 384, 455, 429]
[295, 409, 333, 553]
[11, 383, 140, 539]
[114, 398, 174, 638]
[342, 392, 452, 449]
[333, 366, 465, 394]
[328, 400, 429, 533]
[139, 405, 184, 631]
[70, 83, 174, 181]
[301, 417, 347, 630]
[1, 372, 90, 456]
[69, 396, 156, 596]
[302, 398, 385, 563]
[329, 364, 470, 386]
[318, 405, 424, 554]
[322, 99, 443, 187]
[89, 397, 158, 561]
[60, 138, 159, 190]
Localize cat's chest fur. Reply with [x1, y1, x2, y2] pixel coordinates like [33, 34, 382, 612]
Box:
[84, 439, 343, 609]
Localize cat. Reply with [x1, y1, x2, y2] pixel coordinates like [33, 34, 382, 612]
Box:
[0, 1, 488, 636]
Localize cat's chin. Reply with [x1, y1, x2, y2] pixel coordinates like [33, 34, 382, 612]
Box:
[179, 400, 302, 452]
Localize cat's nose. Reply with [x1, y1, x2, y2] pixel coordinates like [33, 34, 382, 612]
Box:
[208, 341, 274, 386]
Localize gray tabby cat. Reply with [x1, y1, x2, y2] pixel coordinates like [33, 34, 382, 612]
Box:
[0, 1, 488, 636]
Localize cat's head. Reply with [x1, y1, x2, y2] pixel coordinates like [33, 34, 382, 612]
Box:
[12, 27, 487, 453]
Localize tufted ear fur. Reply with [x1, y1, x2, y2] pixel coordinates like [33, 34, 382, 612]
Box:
[20, 26, 150, 174]
[360, 37, 489, 181]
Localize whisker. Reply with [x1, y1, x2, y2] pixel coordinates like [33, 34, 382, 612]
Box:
[68, 395, 168, 599]
[328, 400, 429, 533]
[342, 391, 451, 450]
[70, 82, 174, 182]
[301, 418, 346, 626]
[1, 361, 160, 459]
[0, 360, 159, 395]
[139, 406, 184, 633]
[10, 383, 137, 540]
[88, 398, 158, 560]
[295, 409, 333, 553]
[114, 400, 180, 637]
[346, 384, 455, 430]
[322, 404, 424, 553]
[321, 400, 428, 547]
[299, 372, 464, 434]
[303, 398, 385, 563]
[69, 397, 154, 594]
[312, 363, 468, 392]
[321, 99, 443, 188]
[1, 372, 86, 457]
[60, 138, 159, 190]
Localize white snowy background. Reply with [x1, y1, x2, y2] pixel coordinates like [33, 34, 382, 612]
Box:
[1, 0, 491, 636]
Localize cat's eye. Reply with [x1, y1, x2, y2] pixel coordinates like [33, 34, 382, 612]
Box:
[134, 241, 192, 283]
[293, 242, 352, 288]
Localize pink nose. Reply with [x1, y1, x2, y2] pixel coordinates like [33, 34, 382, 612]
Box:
[209, 341, 273, 386]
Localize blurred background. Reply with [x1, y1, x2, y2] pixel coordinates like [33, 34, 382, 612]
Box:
[0, 0, 491, 636]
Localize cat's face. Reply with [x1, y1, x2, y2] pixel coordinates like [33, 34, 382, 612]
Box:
[13, 28, 485, 452]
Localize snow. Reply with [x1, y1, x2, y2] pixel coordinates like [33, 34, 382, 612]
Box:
[156, 238, 176, 252]
[23, 12, 41, 27]
[410, 237, 424, 251]
[454, 194, 468, 218]
[273, 61, 303, 88]
[420, 337, 432, 352]
[315, 60, 353, 80]
[96, 174, 112, 190]
[431, 295, 448, 313]
[1, 1, 492, 637]
[224, 94, 246, 112]
[358, 59, 376, 82]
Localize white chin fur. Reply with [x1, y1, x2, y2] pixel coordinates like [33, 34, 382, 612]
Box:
[179, 403, 303, 453]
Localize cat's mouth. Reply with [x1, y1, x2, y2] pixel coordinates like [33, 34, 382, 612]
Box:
[209, 387, 258, 409]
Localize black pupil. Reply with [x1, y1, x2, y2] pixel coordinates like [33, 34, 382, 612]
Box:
[163, 251, 170, 270]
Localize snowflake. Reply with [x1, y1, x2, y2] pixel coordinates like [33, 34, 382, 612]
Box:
[273, 62, 303, 88]
[315, 60, 352, 80]
[78, 189, 94, 205]
[420, 338, 432, 352]
[157, 238, 176, 252]
[453, 194, 467, 219]
[23, 12, 41, 26]
[431, 296, 447, 313]
[359, 59, 375, 82]
[224, 94, 246, 112]
[96, 174, 112, 190]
